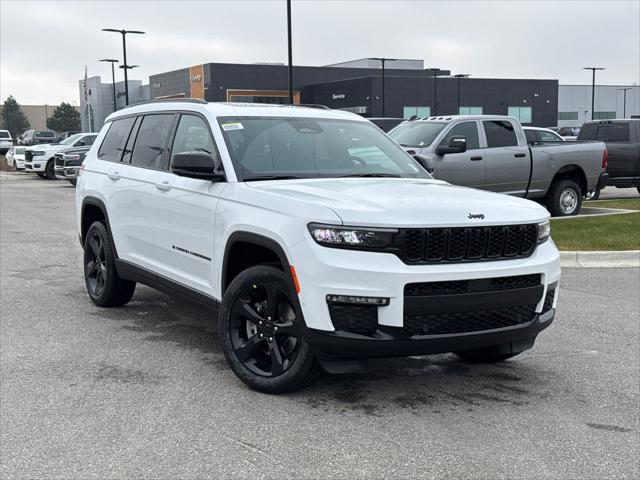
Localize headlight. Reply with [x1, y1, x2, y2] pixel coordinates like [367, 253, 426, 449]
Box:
[537, 220, 550, 243]
[63, 154, 81, 160]
[32, 151, 45, 156]
[308, 223, 398, 250]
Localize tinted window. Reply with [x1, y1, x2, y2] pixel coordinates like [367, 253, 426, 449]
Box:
[83, 135, 97, 146]
[441, 122, 480, 150]
[97, 117, 136, 162]
[171, 114, 216, 159]
[578, 123, 629, 142]
[524, 129, 537, 144]
[129, 114, 174, 169]
[483, 121, 518, 147]
[0, 131, 10, 138]
[122, 117, 142, 164]
[36, 131, 55, 137]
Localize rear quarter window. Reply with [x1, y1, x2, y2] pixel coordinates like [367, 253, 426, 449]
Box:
[97, 117, 136, 162]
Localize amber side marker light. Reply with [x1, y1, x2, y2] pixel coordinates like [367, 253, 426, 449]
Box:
[290, 265, 301, 294]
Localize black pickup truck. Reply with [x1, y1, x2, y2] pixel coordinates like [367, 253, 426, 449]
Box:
[53, 145, 91, 186]
[578, 119, 640, 196]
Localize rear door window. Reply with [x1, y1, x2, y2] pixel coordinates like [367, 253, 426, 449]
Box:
[97, 117, 136, 162]
[524, 129, 537, 144]
[483, 120, 518, 147]
[129, 114, 175, 169]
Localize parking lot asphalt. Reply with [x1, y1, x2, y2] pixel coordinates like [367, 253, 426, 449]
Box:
[1, 172, 639, 479]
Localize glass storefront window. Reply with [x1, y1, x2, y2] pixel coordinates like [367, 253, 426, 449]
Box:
[458, 106, 483, 115]
[403, 106, 430, 119]
[508, 106, 532, 124]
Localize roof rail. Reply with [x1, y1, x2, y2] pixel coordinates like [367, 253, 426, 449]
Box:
[298, 104, 331, 110]
[131, 98, 208, 106]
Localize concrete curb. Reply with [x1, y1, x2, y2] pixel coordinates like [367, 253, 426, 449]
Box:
[560, 250, 640, 268]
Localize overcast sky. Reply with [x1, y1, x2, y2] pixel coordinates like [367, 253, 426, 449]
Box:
[1, 0, 639, 105]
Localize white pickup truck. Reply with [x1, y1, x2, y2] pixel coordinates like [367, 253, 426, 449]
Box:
[389, 116, 609, 216]
[24, 133, 97, 179]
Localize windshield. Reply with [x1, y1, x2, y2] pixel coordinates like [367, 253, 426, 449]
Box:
[15, 147, 25, 154]
[218, 116, 429, 181]
[36, 131, 55, 138]
[59, 133, 83, 145]
[388, 121, 447, 148]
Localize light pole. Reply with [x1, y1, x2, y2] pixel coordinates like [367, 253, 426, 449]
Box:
[454, 74, 469, 114]
[102, 28, 145, 106]
[368, 57, 399, 117]
[119, 64, 139, 103]
[100, 59, 119, 111]
[430, 68, 443, 115]
[286, 0, 293, 105]
[618, 87, 633, 118]
[583, 67, 605, 120]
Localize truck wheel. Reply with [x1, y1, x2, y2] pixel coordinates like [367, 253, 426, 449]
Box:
[68, 178, 77, 187]
[83, 221, 136, 307]
[45, 160, 56, 180]
[36, 172, 45, 178]
[219, 265, 321, 393]
[546, 179, 582, 216]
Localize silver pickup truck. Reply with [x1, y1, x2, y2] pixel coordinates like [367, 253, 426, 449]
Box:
[388, 115, 608, 216]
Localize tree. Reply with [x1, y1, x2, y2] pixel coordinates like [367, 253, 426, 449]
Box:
[1, 95, 30, 138]
[46, 102, 80, 133]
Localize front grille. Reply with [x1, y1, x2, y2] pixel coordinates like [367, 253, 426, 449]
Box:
[25, 151, 33, 162]
[404, 304, 537, 336]
[399, 224, 538, 264]
[54, 154, 64, 167]
[328, 304, 378, 335]
[405, 274, 541, 297]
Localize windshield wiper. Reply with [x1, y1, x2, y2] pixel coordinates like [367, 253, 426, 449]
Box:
[243, 175, 303, 181]
[339, 173, 402, 178]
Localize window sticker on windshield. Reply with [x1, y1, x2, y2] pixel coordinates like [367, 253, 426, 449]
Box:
[221, 122, 244, 131]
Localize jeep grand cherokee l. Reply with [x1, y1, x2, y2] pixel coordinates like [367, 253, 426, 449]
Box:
[76, 100, 561, 393]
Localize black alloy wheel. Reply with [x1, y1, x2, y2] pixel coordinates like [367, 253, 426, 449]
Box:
[85, 231, 107, 298]
[220, 265, 320, 393]
[229, 281, 301, 377]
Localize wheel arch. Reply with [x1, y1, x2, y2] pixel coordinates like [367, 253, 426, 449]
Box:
[81, 197, 119, 258]
[550, 164, 587, 195]
[222, 231, 293, 296]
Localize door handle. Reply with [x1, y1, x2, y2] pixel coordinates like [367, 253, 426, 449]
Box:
[155, 181, 172, 192]
[108, 171, 121, 181]
[470, 156, 483, 161]
[514, 153, 527, 158]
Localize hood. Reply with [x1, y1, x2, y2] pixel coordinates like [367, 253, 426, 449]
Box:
[27, 143, 64, 151]
[246, 178, 549, 227]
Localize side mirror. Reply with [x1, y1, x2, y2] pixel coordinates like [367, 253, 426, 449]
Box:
[171, 151, 225, 181]
[436, 135, 467, 156]
[413, 154, 434, 174]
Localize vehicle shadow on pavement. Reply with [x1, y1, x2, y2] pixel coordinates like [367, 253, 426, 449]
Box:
[91, 285, 554, 417]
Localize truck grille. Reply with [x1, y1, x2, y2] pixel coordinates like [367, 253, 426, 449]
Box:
[54, 154, 64, 167]
[25, 151, 33, 162]
[399, 224, 538, 264]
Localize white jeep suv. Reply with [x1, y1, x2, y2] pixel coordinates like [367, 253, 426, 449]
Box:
[76, 100, 561, 393]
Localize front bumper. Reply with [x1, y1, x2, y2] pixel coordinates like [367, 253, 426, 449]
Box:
[290, 236, 560, 356]
[54, 166, 79, 181]
[305, 309, 554, 358]
[24, 160, 46, 172]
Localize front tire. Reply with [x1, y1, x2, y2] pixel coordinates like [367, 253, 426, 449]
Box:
[546, 179, 582, 216]
[219, 265, 320, 393]
[45, 160, 56, 180]
[83, 221, 136, 307]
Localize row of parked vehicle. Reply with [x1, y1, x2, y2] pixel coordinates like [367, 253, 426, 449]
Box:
[5, 131, 96, 185]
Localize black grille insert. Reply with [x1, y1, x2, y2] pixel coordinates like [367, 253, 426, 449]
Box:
[542, 285, 556, 313]
[404, 304, 537, 336]
[400, 224, 538, 264]
[405, 274, 541, 297]
[328, 304, 378, 335]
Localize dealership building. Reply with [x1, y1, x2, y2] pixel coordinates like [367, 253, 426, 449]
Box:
[79, 58, 639, 130]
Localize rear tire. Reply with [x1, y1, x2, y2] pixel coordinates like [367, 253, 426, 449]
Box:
[546, 179, 582, 216]
[45, 160, 56, 180]
[219, 265, 320, 393]
[584, 187, 601, 201]
[83, 221, 136, 307]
